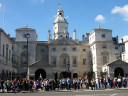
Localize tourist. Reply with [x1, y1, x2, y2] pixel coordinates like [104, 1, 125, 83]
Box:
[91, 78, 95, 90]
[113, 78, 117, 88]
[117, 77, 122, 88]
[66, 78, 71, 90]
[73, 78, 77, 90]
[95, 78, 99, 90]
[106, 77, 111, 89]
[100, 77, 104, 89]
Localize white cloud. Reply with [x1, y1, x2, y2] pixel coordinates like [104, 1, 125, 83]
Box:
[122, 35, 128, 42]
[33, 0, 45, 3]
[111, 5, 128, 21]
[0, 3, 2, 8]
[95, 15, 105, 23]
[65, 16, 69, 19]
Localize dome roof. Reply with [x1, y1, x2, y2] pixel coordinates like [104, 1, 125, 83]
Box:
[54, 17, 68, 23]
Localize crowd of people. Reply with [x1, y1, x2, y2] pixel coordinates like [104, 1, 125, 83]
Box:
[0, 77, 128, 93]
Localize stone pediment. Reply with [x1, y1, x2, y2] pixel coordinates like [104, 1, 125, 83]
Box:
[28, 60, 53, 68]
[49, 37, 79, 45]
[107, 60, 128, 66]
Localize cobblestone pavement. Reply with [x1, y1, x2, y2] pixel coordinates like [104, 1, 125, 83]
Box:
[0, 89, 128, 96]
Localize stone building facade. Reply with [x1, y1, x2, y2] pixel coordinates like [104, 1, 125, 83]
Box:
[0, 6, 128, 80]
[0, 29, 17, 80]
[122, 40, 128, 63]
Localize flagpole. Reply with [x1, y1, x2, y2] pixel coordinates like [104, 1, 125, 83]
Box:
[3, 0, 5, 30]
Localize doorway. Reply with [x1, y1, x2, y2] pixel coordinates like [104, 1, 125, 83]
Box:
[35, 69, 46, 80]
[73, 73, 78, 78]
[114, 67, 124, 77]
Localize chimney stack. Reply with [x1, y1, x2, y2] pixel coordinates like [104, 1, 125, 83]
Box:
[73, 29, 76, 40]
[121, 38, 123, 43]
[86, 33, 90, 41]
[116, 35, 118, 43]
[82, 34, 85, 41]
[48, 30, 51, 42]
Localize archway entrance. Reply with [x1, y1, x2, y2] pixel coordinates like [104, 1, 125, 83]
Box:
[114, 67, 124, 77]
[73, 73, 78, 78]
[54, 72, 58, 81]
[35, 69, 46, 80]
[59, 71, 71, 79]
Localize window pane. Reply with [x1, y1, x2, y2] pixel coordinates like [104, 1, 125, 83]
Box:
[52, 48, 56, 51]
[40, 49, 45, 52]
[83, 59, 86, 65]
[102, 44, 107, 49]
[102, 34, 105, 38]
[52, 57, 56, 66]
[73, 58, 77, 65]
[63, 48, 66, 51]
[83, 49, 86, 52]
[63, 58, 66, 67]
[115, 46, 118, 50]
[73, 48, 76, 51]
[23, 57, 27, 64]
[24, 45, 27, 49]
[103, 56, 107, 64]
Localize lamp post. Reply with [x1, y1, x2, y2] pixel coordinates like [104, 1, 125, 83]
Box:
[67, 60, 70, 78]
[25, 32, 30, 80]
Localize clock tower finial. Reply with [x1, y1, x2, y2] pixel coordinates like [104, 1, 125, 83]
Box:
[53, 2, 69, 40]
[58, 0, 62, 9]
[58, 3, 61, 9]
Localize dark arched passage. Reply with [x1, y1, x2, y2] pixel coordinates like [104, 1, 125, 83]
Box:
[73, 73, 78, 78]
[35, 69, 46, 80]
[114, 67, 124, 77]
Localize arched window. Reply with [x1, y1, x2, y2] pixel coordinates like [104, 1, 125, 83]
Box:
[63, 58, 66, 67]
[6, 45, 9, 59]
[9, 50, 11, 60]
[51, 56, 56, 66]
[103, 56, 107, 64]
[3, 45, 4, 57]
[59, 53, 70, 67]
[20, 51, 28, 65]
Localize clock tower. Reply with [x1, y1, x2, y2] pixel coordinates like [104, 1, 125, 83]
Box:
[53, 4, 69, 40]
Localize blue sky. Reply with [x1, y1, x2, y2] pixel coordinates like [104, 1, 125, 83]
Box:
[0, 0, 128, 41]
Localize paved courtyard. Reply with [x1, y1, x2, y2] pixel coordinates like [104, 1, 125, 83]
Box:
[0, 89, 128, 96]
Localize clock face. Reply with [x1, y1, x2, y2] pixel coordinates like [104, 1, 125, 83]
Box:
[60, 26, 65, 30]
